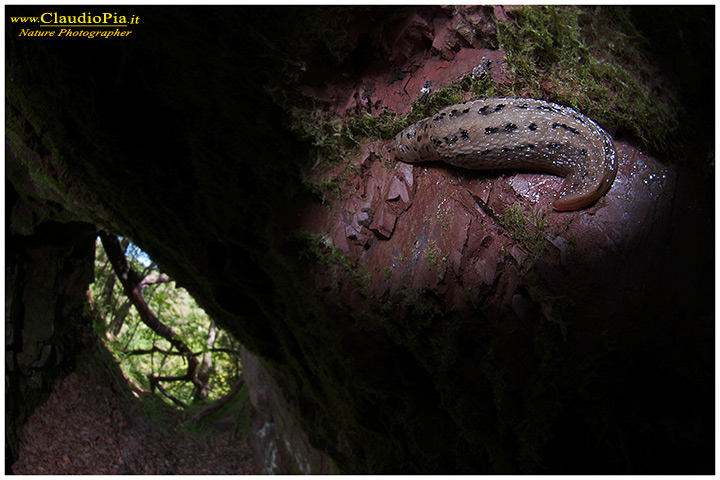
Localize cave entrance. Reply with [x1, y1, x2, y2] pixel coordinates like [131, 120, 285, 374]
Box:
[88, 234, 245, 416]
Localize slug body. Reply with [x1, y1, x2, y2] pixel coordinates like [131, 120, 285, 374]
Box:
[389, 98, 617, 211]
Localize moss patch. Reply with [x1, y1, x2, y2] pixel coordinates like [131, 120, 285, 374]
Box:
[288, 6, 689, 209]
[499, 203, 549, 266]
[496, 5, 682, 157]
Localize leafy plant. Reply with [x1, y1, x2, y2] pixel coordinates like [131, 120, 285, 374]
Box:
[89, 238, 242, 407]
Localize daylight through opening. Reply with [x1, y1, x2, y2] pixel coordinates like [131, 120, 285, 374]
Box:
[89, 235, 243, 409]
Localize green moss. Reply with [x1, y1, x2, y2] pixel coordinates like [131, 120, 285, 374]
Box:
[424, 240, 448, 277]
[347, 109, 405, 141]
[284, 103, 363, 203]
[292, 230, 371, 296]
[498, 202, 574, 334]
[496, 5, 682, 157]
[320, 4, 686, 170]
[499, 203, 548, 266]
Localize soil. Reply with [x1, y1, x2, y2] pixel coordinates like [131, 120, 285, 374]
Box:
[11, 371, 260, 475]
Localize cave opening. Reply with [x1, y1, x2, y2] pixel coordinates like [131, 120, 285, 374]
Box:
[89, 235, 244, 411]
[9, 231, 263, 474]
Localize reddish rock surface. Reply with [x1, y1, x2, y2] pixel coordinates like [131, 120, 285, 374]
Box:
[292, 8, 711, 471]
[301, 6, 508, 117]
[297, 6, 681, 328]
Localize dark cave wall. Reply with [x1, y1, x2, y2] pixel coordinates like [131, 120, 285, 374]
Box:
[6, 5, 333, 471]
[5, 181, 97, 466]
[6, 6, 300, 356]
[5, 6, 714, 474]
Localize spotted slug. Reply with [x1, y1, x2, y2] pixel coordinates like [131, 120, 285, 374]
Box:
[389, 97, 617, 211]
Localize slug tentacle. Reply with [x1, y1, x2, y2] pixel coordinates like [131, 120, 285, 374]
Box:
[389, 97, 617, 211]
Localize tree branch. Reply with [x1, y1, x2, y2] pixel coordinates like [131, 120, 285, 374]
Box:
[154, 381, 187, 408]
[124, 346, 242, 357]
[99, 231, 202, 392]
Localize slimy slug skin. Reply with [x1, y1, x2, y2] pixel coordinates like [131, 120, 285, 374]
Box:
[389, 98, 617, 211]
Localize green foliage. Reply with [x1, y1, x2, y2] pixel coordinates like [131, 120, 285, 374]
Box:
[89, 238, 242, 407]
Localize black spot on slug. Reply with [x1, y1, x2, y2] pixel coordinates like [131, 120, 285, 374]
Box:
[480, 149, 491, 155]
[478, 106, 490, 115]
[460, 129, 469, 139]
[494, 104, 506, 112]
[528, 123, 538, 131]
[485, 127, 499, 134]
[552, 122, 580, 134]
[547, 142, 561, 149]
[504, 123, 518, 132]
[538, 105, 561, 113]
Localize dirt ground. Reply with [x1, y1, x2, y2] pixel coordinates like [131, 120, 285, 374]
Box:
[11, 371, 260, 475]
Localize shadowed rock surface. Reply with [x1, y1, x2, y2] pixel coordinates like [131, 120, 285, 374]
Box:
[6, 5, 713, 474]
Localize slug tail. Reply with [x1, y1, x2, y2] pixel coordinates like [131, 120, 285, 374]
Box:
[552, 148, 618, 211]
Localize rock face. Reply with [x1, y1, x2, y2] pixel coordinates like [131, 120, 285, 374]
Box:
[240, 347, 338, 474]
[5, 5, 714, 474]
[5, 181, 97, 466]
